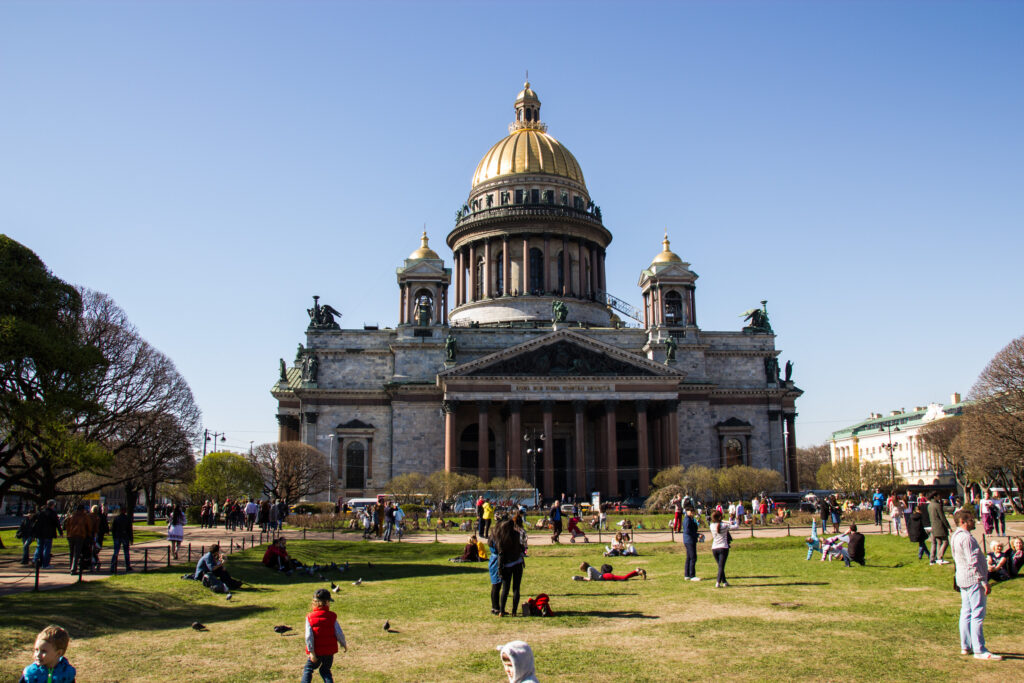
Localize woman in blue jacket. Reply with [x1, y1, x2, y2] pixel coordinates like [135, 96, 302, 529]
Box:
[682, 506, 701, 581]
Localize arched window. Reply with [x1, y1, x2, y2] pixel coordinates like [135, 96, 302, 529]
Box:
[345, 442, 365, 489]
[529, 248, 544, 293]
[414, 289, 433, 325]
[725, 438, 744, 467]
[664, 291, 683, 326]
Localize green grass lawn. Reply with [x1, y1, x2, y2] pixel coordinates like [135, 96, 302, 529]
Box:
[0, 528, 166, 556]
[1, 535, 1022, 682]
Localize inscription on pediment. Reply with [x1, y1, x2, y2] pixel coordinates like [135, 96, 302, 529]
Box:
[467, 340, 656, 377]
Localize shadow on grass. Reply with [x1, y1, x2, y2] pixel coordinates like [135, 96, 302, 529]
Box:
[730, 575, 782, 579]
[0, 576, 273, 639]
[553, 592, 639, 597]
[556, 610, 658, 619]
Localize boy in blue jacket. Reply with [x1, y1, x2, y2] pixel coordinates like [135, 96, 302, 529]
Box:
[21, 625, 76, 683]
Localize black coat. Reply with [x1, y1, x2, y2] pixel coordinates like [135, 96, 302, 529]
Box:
[111, 513, 134, 542]
[32, 507, 62, 539]
[907, 512, 928, 543]
[847, 532, 866, 565]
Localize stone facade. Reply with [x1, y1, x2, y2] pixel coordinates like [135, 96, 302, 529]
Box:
[272, 83, 802, 501]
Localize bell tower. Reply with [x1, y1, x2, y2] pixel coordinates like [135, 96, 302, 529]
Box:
[397, 231, 451, 326]
[638, 231, 698, 331]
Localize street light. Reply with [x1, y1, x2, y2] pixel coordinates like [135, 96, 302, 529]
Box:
[202, 429, 227, 457]
[327, 434, 336, 506]
[878, 423, 901, 492]
[522, 428, 545, 508]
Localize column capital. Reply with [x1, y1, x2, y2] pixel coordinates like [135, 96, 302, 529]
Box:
[303, 411, 318, 424]
[507, 400, 522, 413]
[477, 399, 491, 412]
[604, 399, 618, 410]
[540, 400, 555, 412]
[635, 399, 648, 413]
[442, 399, 459, 414]
[573, 399, 586, 413]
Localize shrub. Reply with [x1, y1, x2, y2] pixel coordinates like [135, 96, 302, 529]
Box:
[186, 505, 201, 525]
[291, 502, 335, 516]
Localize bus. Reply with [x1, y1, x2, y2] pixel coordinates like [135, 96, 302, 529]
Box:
[451, 488, 539, 513]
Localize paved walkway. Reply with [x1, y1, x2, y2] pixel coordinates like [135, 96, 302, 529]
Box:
[2, 519, 1019, 596]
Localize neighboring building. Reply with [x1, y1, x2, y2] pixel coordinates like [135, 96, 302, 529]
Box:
[829, 393, 965, 487]
[271, 83, 802, 501]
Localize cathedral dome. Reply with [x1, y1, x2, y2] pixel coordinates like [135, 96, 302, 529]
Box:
[470, 82, 586, 189]
[651, 233, 683, 265]
[408, 231, 439, 260]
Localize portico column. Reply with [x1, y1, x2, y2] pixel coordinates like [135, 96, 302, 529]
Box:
[502, 237, 510, 296]
[598, 250, 606, 294]
[590, 245, 599, 295]
[443, 401, 457, 473]
[441, 286, 448, 325]
[469, 244, 477, 302]
[605, 400, 618, 496]
[508, 401, 522, 480]
[565, 236, 573, 294]
[574, 401, 586, 497]
[576, 239, 585, 297]
[543, 235, 551, 293]
[399, 285, 405, 324]
[478, 401, 490, 482]
[521, 236, 530, 294]
[542, 401, 554, 499]
[785, 413, 798, 492]
[667, 401, 679, 468]
[453, 251, 461, 307]
[651, 411, 663, 472]
[636, 401, 650, 496]
[483, 239, 492, 299]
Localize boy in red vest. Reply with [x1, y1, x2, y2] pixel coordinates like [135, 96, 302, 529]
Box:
[302, 588, 347, 683]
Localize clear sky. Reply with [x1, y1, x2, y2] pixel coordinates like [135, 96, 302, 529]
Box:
[3, 1, 1022, 452]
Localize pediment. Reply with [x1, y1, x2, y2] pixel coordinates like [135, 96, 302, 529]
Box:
[440, 329, 685, 379]
[399, 260, 447, 276]
[338, 419, 375, 429]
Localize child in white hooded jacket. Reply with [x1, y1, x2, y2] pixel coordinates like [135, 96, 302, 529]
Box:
[497, 640, 539, 683]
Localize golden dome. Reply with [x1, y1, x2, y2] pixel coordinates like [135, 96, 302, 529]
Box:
[472, 130, 585, 188]
[651, 232, 683, 265]
[408, 231, 440, 260]
[471, 82, 586, 189]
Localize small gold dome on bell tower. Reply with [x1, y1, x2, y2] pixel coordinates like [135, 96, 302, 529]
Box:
[651, 230, 683, 265]
[408, 231, 440, 260]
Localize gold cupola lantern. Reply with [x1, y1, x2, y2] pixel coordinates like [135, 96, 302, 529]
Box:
[408, 231, 440, 260]
[651, 230, 683, 265]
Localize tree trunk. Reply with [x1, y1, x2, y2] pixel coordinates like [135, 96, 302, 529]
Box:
[146, 483, 158, 525]
[124, 485, 140, 517]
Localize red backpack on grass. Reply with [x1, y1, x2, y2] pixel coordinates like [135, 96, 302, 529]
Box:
[523, 593, 553, 616]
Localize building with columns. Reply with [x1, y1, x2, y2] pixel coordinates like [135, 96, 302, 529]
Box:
[272, 83, 802, 501]
[829, 394, 963, 487]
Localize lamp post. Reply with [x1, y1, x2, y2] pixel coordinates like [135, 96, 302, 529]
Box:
[202, 429, 227, 458]
[878, 423, 901, 492]
[522, 428, 545, 508]
[327, 434, 336, 506]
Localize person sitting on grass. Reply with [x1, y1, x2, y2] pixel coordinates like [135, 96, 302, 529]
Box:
[1008, 537, 1024, 578]
[821, 533, 852, 566]
[567, 515, 589, 543]
[988, 542, 1011, 582]
[20, 625, 75, 683]
[571, 561, 646, 581]
[262, 537, 302, 574]
[195, 543, 242, 594]
[846, 523, 866, 566]
[449, 535, 480, 562]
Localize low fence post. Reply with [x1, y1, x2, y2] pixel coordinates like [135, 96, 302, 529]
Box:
[751, 524, 755, 538]
[888, 520, 892, 534]
[434, 528, 438, 543]
[34, 560, 41, 592]
[188, 543, 192, 563]
[78, 556, 83, 583]
[670, 526, 674, 543]
[167, 546, 171, 567]
[787, 524, 791, 537]
[303, 528, 307, 540]
[331, 526, 335, 540]
[143, 548, 148, 572]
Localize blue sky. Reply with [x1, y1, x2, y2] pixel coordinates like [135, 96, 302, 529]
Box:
[3, 0, 1022, 451]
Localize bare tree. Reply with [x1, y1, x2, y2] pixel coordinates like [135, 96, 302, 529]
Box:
[16, 290, 201, 503]
[969, 335, 1024, 509]
[250, 441, 331, 504]
[795, 444, 831, 490]
[918, 415, 971, 493]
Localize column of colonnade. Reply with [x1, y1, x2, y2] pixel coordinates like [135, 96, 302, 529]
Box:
[451, 235, 608, 305]
[441, 398, 679, 498]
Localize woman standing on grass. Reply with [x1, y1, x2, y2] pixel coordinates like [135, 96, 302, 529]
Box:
[907, 503, 929, 560]
[492, 518, 525, 616]
[709, 509, 737, 588]
[167, 503, 185, 560]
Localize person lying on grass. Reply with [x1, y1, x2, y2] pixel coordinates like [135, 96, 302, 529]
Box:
[571, 562, 646, 581]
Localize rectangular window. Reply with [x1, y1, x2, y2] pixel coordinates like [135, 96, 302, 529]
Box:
[531, 189, 540, 204]
[515, 190, 524, 204]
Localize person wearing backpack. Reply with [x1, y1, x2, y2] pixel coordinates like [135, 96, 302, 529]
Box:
[17, 508, 37, 565]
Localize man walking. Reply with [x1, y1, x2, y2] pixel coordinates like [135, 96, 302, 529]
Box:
[65, 503, 95, 574]
[32, 499, 62, 568]
[550, 499, 563, 543]
[928, 493, 951, 565]
[17, 508, 37, 564]
[952, 509, 1001, 660]
[383, 502, 396, 542]
[109, 505, 134, 573]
